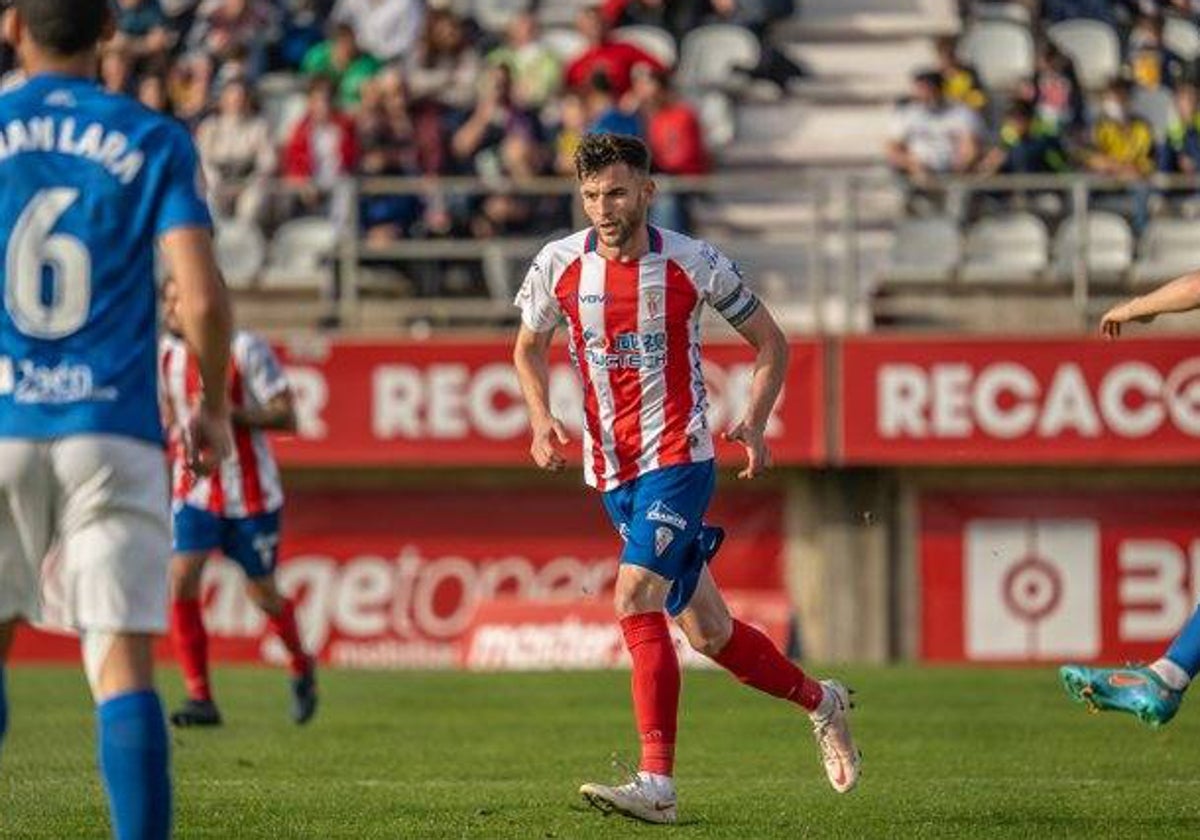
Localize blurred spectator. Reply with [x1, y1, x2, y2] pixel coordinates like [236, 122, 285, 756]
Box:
[187, 0, 278, 80]
[1127, 13, 1186, 90]
[1041, 0, 1117, 24]
[451, 66, 542, 177]
[166, 52, 214, 128]
[276, 0, 328, 69]
[302, 23, 383, 108]
[137, 72, 172, 114]
[564, 7, 665, 98]
[1025, 41, 1086, 136]
[112, 0, 176, 66]
[196, 78, 276, 223]
[553, 90, 590, 176]
[585, 71, 643, 136]
[1086, 78, 1156, 178]
[886, 71, 982, 180]
[485, 12, 562, 110]
[330, 0, 424, 63]
[405, 9, 482, 115]
[283, 76, 359, 218]
[356, 72, 423, 245]
[934, 36, 986, 112]
[601, 0, 704, 42]
[100, 45, 136, 96]
[1160, 83, 1200, 173]
[977, 100, 1070, 174]
[630, 66, 710, 231]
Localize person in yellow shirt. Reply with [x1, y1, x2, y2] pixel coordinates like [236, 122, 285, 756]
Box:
[935, 36, 987, 112]
[1087, 78, 1155, 178]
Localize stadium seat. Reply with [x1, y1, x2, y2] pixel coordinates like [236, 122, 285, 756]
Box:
[540, 28, 588, 63]
[694, 90, 736, 148]
[678, 25, 761, 91]
[261, 216, 339, 291]
[1132, 87, 1177, 141]
[266, 90, 308, 144]
[962, 212, 1049, 283]
[614, 25, 678, 68]
[1047, 20, 1120, 90]
[1133, 217, 1200, 284]
[958, 20, 1033, 91]
[973, 2, 1032, 25]
[882, 216, 961, 284]
[537, 0, 596, 28]
[1052, 212, 1133, 280]
[472, 0, 531, 33]
[1165, 15, 1200, 61]
[214, 218, 267, 289]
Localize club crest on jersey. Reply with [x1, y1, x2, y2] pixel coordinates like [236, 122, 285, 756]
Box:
[647, 500, 687, 530]
[655, 526, 675, 557]
[644, 289, 663, 320]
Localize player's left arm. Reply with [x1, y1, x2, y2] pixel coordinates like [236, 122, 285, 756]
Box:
[726, 304, 790, 480]
[234, 337, 298, 432]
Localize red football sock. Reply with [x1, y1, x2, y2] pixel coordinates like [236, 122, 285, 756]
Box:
[170, 598, 212, 702]
[620, 612, 680, 777]
[711, 618, 825, 712]
[267, 599, 310, 676]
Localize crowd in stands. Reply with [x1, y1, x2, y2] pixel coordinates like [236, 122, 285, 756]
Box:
[888, 0, 1200, 225]
[0, 0, 797, 252]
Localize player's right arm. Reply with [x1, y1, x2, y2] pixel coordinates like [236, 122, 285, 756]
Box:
[1100, 271, 1200, 338]
[162, 228, 233, 473]
[513, 325, 570, 471]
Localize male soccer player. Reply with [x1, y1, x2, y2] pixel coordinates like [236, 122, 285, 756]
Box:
[159, 278, 316, 727]
[512, 133, 861, 825]
[1061, 273, 1200, 728]
[0, 1, 233, 837]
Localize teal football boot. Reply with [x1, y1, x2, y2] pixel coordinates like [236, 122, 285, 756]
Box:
[1059, 664, 1183, 728]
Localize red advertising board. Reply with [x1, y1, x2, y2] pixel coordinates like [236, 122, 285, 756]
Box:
[273, 338, 825, 467]
[840, 336, 1200, 464]
[922, 491, 1200, 663]
[10, 486, 788, 668]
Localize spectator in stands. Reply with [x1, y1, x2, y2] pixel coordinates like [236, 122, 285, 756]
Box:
[356, 74, 424, 246]
[585, 71, 643, 137]
[330, 0, 424, 63]
[552, 90, 590, 176]
[1160, 82, 1200, 173]
[451, 65, 542, 176]
[564, 6, 665, 98]
[630, 66, 710, 231]
[485, 12, 562, 111]
[196, 77, 276, 224]
[1025, 41, 1087, 137]
[1086, 78, 1156, 178]
[301, 23, 383, 108]
[601, 0, 703, 42]
[188, 0, 278, 80]
[886, 70, 983, 181]
[934, 36, 986, 112]
[1040, 0, 1117, 24]
[167, 51, 215, 128]
[112, 0, 176, 68]
[405, 9, 482, 116]
[1127, 13, 1186, 90]
[977, 100, 1070, 175]
[100, 44, 136, 96]
[283, 75, 359, 220]
[137, 72, 172, 114]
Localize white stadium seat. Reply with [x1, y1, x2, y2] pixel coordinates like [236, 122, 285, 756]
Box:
[884, 216, 961, 283]
[214, 218, 267, 289]
[261, 216, 339, 291]
[614, 25, 678, 68]
[678, 25, 761, 91]
[1047, 19, 1120, 90]
[540, 28, 588, 64]
[1165, 15, 1200, 61]
[962, 211, 1049, 282]
[1052, 212, 1133, 279]
[1134, 218, 1200, 284]
[958, 20, 1033, 91]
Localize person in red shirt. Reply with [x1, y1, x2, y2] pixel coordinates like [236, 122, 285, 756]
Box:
[282, 75, 359, 215]
[564, 6, 665, 98]
[632, 66, 710, 231]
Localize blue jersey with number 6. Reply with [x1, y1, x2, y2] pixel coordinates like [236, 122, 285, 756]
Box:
[0, 72, 211, 444]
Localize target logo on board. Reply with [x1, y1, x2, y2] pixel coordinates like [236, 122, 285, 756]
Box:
[965, 519, 1099, 660]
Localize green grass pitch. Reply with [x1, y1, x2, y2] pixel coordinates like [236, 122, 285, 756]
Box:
[3, 665, 1200, 838]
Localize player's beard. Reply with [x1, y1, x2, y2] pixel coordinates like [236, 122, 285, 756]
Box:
[596, 201, 647, 250]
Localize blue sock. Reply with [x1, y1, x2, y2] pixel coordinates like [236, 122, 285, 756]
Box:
[1165, 603, 1200, 680]
[96, 690, 171, 840]
[0, 666, 7, 754]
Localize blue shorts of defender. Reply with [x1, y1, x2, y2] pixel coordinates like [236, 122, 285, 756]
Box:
[602, 460, 721, 616]
[173, 503, 281, 579]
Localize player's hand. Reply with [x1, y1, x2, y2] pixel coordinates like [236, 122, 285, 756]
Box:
[1100, 300, 1154, 339]
[184, 406, 232, 477]
[530, 415, 570, 471]
[724, 420, 771, 480]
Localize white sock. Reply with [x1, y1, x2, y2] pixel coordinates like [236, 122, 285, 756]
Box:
[637, 771, 675, 796]
[1150, 658, 1191, 691]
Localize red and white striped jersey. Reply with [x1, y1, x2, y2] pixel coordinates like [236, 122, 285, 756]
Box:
[515, 226, 761, 491]
[159, 330, 289, 517]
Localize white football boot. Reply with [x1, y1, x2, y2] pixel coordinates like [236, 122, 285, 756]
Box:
[810, 679, 861, 794]
[580, 772, 678, 824]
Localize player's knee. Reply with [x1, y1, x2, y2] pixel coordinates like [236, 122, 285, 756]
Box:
[170, 556, 205, 599]
[244, 578, 281, 614]
[613, 571, 667, 618]
[686, 620, 732, 658]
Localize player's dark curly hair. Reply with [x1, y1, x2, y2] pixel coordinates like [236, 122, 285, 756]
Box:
[574, 133, 652, 181]
[15, 0, 108, 56]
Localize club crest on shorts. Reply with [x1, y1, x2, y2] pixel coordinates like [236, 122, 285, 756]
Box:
[655, 526, 675, 557]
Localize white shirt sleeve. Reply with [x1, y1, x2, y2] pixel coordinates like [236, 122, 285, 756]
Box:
[693, 240, 761, 328]
[238, 334, 291, 404]
[514, 247, 562, 332]
[887, 105, 914, 143]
